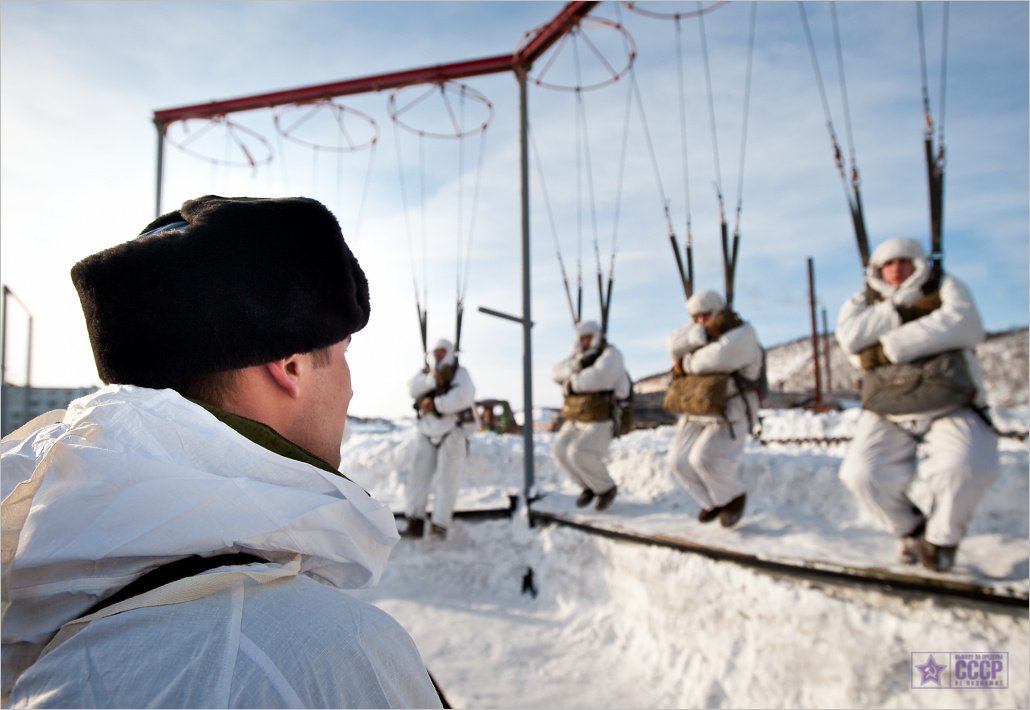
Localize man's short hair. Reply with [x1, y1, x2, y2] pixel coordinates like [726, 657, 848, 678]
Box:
[175, 345, 334, 408]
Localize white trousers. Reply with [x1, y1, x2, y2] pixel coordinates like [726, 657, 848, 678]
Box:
[553, 420, 616, 494]
[406, 428, 468, 528]
[667, 417, 747, 510]
[839, 408, 998, 546]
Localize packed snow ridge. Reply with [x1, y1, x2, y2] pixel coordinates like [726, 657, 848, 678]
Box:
[343, 405, 1029, 709]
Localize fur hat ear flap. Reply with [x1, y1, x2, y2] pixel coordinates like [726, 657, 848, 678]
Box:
[71, 195, 370, 389]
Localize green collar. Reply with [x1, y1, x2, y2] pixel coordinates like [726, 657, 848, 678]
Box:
[192, 400, 348, 480]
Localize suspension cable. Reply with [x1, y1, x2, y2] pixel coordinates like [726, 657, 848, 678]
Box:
[392, 119, 428, 355]
[349, 138, 377, 241]
[917, 1, 949, 274]
[697, 3, 724, 203]
[531, 125, 578, 326]
[459, 126, 487, 310]
[616, 3, 687, 300]
[674, 15, 694, 258]
[730, 2, 758, 294]
[799, 1, 870, 267]
[418, 133, 428, 318]
[455, 87, 465, 311]
[831, 4, 858, 175]
[602, 76, 634, 336]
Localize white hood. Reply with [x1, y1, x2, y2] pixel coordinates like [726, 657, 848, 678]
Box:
[1, 385, 399, 655]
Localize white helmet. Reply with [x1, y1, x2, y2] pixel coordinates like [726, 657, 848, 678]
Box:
[575, 320, 601, 351]
[430, 338, 456, 368]
[869, 237, 926, 269]
[686, 288, 726, 316]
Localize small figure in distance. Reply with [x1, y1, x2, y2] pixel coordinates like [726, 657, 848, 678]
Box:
[401, 338, 477, 541]
[551, 320, 631, 512]
[664, 289, 764, 528]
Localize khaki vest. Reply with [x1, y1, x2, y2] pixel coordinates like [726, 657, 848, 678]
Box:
[662, 308, 744, 417]
[561, 391, 613, 423]
[858, 287, 976, 415]
[663, 373, 729, 416]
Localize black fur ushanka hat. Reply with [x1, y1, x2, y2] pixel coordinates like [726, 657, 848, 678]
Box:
[71, 195, 370, 389]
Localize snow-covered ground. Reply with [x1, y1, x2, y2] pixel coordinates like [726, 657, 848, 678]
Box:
[343, 407, 1029, 709]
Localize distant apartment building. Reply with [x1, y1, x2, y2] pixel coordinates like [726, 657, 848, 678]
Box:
[1, 384, 98, 436]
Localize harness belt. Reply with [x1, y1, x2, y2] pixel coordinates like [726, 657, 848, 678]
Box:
[81, 553, 267, 617]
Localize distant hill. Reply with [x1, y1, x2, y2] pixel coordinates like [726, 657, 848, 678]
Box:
[633, 327, 1029, 427]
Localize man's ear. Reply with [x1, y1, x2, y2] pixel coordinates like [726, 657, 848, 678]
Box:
[263, 354, 303, 398]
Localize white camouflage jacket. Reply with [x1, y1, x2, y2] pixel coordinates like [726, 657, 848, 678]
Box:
[837, 271, 988, 414]
[1, 385, 440, 708]
[552, 341, 631, 400]
[667, 320, 763, 426]
[409, 365, 476, 442]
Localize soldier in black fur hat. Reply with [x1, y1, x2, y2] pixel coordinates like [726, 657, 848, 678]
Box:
[1, 196, 442, 707]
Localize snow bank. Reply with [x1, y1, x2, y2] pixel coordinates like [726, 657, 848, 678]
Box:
[343, 408, 1029, 709]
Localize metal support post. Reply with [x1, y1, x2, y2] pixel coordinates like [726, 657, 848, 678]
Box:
[807, 258, 822, 408]
[517, 66, 535, 511]
[155, 121, 166, 218]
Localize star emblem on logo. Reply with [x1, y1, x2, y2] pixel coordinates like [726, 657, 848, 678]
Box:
[916, 654, 948, 686]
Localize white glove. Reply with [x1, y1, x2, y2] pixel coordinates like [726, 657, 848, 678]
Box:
[891, 280, 925, 307]
[686, 322, 709, 350]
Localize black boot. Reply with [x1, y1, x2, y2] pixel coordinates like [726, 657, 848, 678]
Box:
[595, 486, 618, 511]
[719, 494, 746, 528]
[697, 507, 720, 523]
[898, 518, 926, 565]
[429, 523, 448, 540]
[400, 516, 425, 539]
[575, 489, 595, 508]
[918, 538, 957, 572]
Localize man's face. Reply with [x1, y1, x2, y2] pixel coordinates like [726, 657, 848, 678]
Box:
[578, 334, 593, 351]
[433, 347, 447, 365]
[881, 258, 915, 288]
[693, 312, 716, 336]
[296, 337, 352, 468]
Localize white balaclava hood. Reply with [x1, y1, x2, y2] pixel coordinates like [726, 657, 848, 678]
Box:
[866, 237, 929, 297]
[431, 338, 456, 369]
[687, 288, 726, 317]
[575, 320, 601, 352]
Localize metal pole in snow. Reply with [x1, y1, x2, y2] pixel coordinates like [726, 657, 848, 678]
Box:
[807, 258, 822, 408]
[517, 66, 535, 512]
[155, 121, 165, 219]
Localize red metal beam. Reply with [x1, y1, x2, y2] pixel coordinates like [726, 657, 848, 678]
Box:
[517, 1, 597, 67]
[153, 54, 515, 125]
[152, 1, 598, 126]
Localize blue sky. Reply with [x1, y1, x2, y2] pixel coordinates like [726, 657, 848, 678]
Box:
[1, 1, 1027, 419]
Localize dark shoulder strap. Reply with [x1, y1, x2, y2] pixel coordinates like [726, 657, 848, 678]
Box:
[81, 552, 265, 618]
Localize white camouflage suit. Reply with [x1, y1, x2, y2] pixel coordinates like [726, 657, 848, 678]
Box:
[666, 289, 763, 513]
[407, 338, 476, 531]
[552, 321, 631, 497]
[836, 237, 998, 550]
[1, 386, 441, 708]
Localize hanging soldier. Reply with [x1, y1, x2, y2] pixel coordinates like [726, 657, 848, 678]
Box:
[552, 320, 631, 511]
[664, 289, 763, 527]
[836, 237, 998, 572]
[401, 338, 477, 540]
